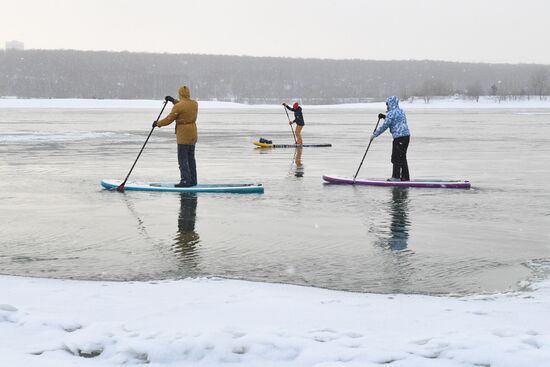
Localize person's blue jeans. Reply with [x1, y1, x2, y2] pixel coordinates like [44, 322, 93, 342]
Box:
[177, 144, 197, 186]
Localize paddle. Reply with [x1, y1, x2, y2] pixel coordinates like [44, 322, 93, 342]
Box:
[352, 117, 381, 184]
[116, 100, 169, 192]
[283, 105, 297, 144]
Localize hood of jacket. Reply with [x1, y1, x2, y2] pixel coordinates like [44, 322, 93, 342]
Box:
[386, 95, 399, 111]
[178, 86, 191, 100]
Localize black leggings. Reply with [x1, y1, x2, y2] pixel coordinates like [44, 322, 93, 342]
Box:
[391, 136, 410, 180]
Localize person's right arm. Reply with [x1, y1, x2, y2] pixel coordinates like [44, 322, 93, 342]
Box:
[156, 106, 179, 127]
[373, 113, 393, 138]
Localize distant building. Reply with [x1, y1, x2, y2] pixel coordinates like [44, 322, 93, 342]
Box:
[5, 40, 24, 50]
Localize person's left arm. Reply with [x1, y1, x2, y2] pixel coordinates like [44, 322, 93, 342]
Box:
[165, 96, 179, 104]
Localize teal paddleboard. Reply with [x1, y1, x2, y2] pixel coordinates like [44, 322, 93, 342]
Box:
[101, 179, 264, 194]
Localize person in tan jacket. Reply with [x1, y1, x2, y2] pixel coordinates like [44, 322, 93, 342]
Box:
[153, 86, 199, 187]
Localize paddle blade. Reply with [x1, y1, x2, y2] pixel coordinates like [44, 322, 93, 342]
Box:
[116, 183, 126, 192]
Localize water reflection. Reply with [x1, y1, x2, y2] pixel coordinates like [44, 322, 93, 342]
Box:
[387, 187, 410, 250]
[293, 147, 304, 177]
[123, 196, 155, 243]
[172, 193, 200, 269]
[375, 187, 410, 251]
[370, 187, 413, 292]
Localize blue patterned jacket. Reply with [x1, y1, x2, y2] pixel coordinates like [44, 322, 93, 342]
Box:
[373, 96, 410, 139]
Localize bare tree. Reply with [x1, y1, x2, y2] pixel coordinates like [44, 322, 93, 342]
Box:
[530, 68, 549, 99]
[417, 78, 450, 103]
[466, 83, 483, 102]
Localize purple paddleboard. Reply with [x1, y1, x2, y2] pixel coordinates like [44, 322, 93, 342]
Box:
[323, 175, 471, 189]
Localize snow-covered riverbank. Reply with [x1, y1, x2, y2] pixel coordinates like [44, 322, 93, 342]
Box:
[1, 275, 549, 366]
[1, 96, 550, 110]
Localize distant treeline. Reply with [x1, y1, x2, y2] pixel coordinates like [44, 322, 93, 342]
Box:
[1, 49, 549, 104]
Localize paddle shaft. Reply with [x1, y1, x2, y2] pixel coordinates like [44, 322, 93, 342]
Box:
[117, 100, 169, 192]
[352, 118, 381, 183]
[283, 105, 297, 144]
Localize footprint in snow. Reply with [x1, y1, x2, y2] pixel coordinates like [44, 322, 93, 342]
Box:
[492, 329, 517, 338]
[309, 328, 337, 334]
[0, 304, 18, 312]
[231, 331, 246, 339]
[522, 337, 542, 349]
[344, 331, 363, 339]
[469, 310, 488, 316]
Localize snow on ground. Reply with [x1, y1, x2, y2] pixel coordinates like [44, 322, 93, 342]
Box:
[1, 275, 550, 366]
[1, 96, 550, 110]
[316, 96, 550, 110]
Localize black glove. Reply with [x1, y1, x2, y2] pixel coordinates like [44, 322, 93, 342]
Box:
[378, 113, 386, 119]
[152, 121, 158, 128]
[282, 102, 287, 106]
[165, 96, 175, 103]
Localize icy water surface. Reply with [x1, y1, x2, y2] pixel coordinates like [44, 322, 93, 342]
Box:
[1, 106, 549, 295]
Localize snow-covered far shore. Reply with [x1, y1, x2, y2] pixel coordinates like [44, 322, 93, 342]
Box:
[1, 275, 550, 366]
[1, 96, 550, 110]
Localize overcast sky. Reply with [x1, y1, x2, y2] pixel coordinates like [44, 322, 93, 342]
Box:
[1, 0, 549, 64]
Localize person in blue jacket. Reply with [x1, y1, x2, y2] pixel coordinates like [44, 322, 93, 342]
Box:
[371, 96, 411, 181]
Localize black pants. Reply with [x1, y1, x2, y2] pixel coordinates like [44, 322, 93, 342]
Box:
[177, 144, 197, 186]
[391, 136, 410, 180]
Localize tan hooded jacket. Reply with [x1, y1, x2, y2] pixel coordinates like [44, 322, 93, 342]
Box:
[157, 86, 198, 145]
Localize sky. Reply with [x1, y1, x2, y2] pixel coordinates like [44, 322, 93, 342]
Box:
[1, 0, 549, 64]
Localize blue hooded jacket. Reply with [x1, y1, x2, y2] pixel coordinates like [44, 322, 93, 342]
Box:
[373, 96, 410, 139]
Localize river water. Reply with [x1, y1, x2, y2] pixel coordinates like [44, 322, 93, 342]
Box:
[1, 105, 549, 295]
